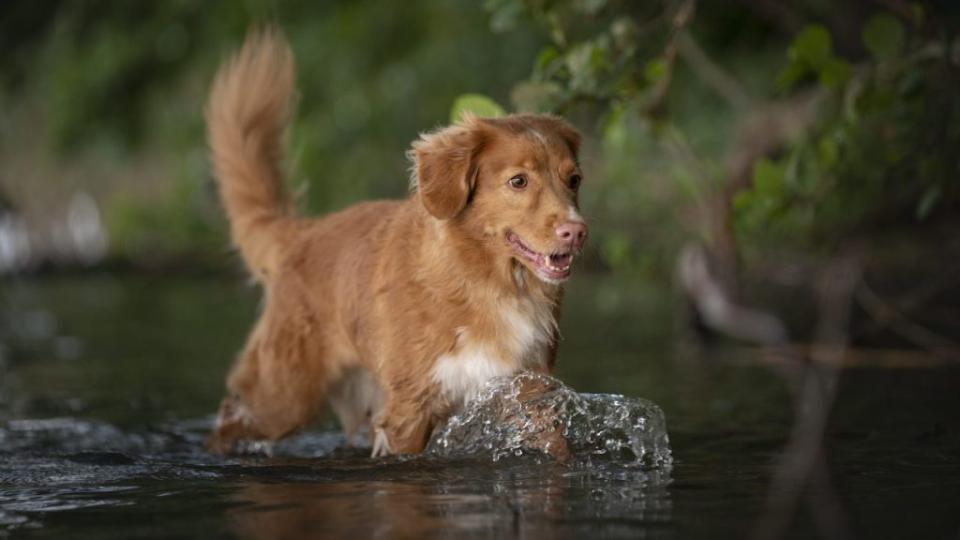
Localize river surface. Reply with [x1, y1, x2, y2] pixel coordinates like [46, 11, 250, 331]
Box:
[1, 273, 958, 538]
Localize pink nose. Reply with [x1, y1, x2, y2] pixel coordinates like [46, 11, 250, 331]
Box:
[555, 221, 587, 249]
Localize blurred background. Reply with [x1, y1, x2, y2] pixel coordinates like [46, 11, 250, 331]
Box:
[1, 1, 960, 538]
[2, 0, 958, 336]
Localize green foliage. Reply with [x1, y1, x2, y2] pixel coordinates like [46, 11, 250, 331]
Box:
[1, 0, 542, 262]
[862, 14, 905, 60]
[777, 24, 850, 90]
[5, 0, 958, 272]
[733, 14, 959, 248]
[483, 0, 958, 278]
[450, 94, 506, 123]
[487, 0, 671, 115]
[481, 1, 708, 277]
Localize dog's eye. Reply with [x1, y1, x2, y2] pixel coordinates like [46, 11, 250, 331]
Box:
[569, 174, 582, 191]
[508, 175, 528, 190]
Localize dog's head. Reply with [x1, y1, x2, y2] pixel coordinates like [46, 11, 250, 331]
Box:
[411, 114, 587, 285]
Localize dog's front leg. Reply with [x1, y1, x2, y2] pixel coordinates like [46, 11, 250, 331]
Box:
[370, 426, 393, 457]
[372, 396, 432, 457]
[512, 375, 571, 462]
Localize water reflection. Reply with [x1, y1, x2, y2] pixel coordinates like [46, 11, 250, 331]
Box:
[3, 275, 960, 539]
[228, 460, 672, 539]
[0, 415, 672, 538]
[230, 480, 520, 539]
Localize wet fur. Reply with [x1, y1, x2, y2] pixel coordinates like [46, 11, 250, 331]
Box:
[206, 29, 585, 456]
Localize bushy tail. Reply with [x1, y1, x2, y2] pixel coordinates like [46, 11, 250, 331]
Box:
[206, 27, 298, 281]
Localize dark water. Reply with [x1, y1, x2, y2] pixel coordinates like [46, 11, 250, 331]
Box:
[1, 274, 958, 539]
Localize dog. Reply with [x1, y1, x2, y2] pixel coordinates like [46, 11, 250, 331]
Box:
[206, 28, 588, 457]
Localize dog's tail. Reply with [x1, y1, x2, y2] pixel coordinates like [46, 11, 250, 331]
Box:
[206, 28, 299, 282]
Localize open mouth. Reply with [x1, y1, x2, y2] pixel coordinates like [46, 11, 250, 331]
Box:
[506, 231, 575, 283]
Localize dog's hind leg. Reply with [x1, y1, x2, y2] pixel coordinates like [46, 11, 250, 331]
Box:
[327, 366, 382, 446]
[208, 317, 269, 453]
[209, 286, 333, 453]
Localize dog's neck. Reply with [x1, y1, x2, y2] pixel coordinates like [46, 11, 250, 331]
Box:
[419, 212, 561, 407]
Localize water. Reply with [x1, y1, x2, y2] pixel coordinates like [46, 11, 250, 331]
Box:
[428, 372, 672, 468]
[1, 274, 959, 538]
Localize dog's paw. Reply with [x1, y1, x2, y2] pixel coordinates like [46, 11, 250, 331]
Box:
[208, 396, 260, 455]
[370, 427, 392, 458]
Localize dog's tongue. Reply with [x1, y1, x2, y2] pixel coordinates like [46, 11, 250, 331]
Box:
[549, 253, 573, 268]
[538, 251, 572, 277]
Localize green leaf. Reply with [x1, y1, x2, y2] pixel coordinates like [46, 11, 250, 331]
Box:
[863, 14, 904, 60]
[752, 158, 786, 195]
[916, 185, 941, 220]
[732, 190, 754, 211]
[789, 25, 833, 69]
[450, 94, 506, 123]
[644, 57, 667, 84]
[817, 136, 840, 168]
[534, 46, 561, 75]
[776, 61, 809, 92]
[818, 58, 851, 88]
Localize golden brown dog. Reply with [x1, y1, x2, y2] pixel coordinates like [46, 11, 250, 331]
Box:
[206, 29, 588, 457]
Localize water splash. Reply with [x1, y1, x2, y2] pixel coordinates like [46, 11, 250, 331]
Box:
[0, 386, 672, 534]
[427, 372, 672, 468]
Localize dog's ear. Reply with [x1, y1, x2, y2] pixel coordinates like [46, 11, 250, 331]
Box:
[411, 120, 486, 220]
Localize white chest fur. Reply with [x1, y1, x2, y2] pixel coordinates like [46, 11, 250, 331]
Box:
[431, 296, 555, 406]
